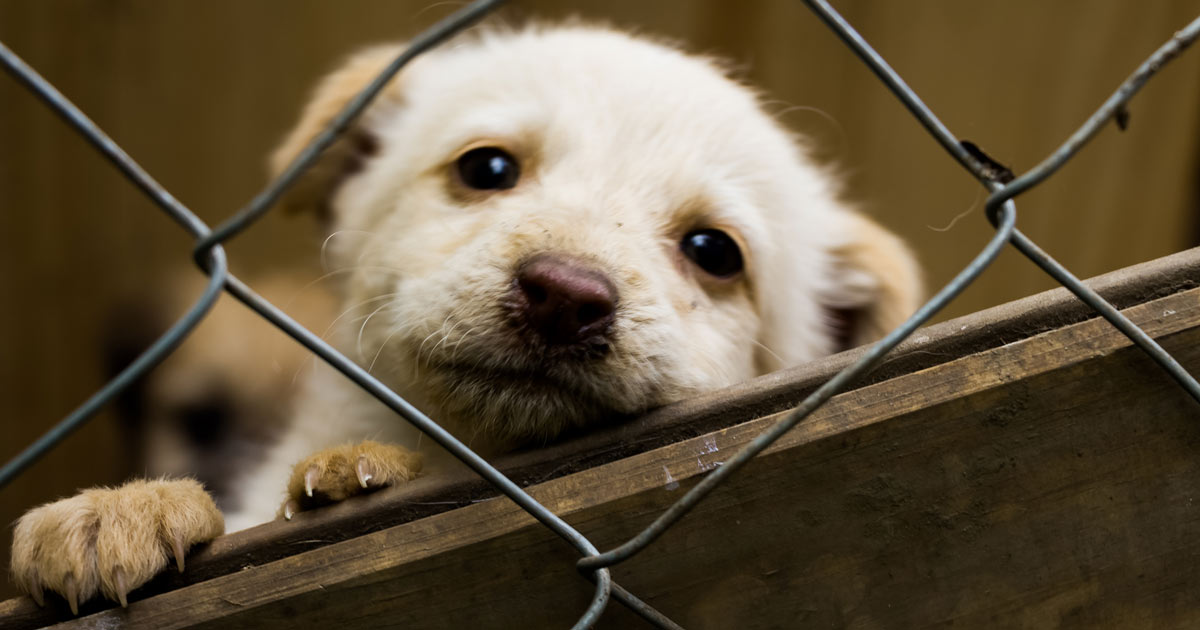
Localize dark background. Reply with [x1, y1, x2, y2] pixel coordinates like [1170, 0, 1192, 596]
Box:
[2, 0, 1199, 599]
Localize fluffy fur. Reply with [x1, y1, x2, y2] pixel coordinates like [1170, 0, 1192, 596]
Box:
[10, 24, 921, 610]
[10, 479, 221, 613]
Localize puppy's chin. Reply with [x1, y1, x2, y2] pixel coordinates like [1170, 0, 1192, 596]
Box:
[417, 358, 639, 447]
[371, 317, 669, 446]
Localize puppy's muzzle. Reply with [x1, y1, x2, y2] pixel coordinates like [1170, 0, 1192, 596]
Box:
[511, 253, 617, 350]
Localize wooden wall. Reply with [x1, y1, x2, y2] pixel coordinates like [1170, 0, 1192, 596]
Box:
[1, 0, 1199, 600]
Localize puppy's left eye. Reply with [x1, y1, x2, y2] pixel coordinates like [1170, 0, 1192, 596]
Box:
[456, 147, 520, 190]
[681, 229, 744, 277]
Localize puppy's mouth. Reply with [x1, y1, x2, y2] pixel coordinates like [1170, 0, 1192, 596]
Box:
[420, 354, 629, 443]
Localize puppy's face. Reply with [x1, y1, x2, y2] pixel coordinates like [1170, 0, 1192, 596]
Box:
[276, 27, 921, 446]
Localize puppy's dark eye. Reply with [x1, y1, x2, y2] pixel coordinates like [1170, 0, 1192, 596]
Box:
[456, 147, 520, 190]
[681, 229, 744, 277]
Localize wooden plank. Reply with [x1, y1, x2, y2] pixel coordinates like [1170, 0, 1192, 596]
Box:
[2, 253, 1198, 628]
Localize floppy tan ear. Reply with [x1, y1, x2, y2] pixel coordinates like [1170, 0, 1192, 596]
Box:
[270, 44, 406, 219]
[824, 212, 923, 350]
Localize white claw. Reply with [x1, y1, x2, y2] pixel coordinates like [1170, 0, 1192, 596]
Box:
[172, 536, 187, 573]
[356, 455, 374, 489]
[113, 566, 129, 608]
[29, 580, 44, 608]
[64, 574, 79, 616]
[304, 466, 320, 498]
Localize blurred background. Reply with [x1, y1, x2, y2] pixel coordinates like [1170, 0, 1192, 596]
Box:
[1, 0, 1198, 599]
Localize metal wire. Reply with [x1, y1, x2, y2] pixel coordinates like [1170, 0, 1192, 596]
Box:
[0, 254, 226, 488]
[998, 14, 1200, 202]
[4, 1, 1200, 628]
[798, 0, 993, 181]
[0, 42, 208, 238]
[192, 0, 506, 260]
[1002, 230, 1200, 402]
[803, 0, 1200, 403]
[0, 40, 227, 488]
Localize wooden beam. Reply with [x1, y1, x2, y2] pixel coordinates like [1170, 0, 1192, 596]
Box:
[3, 248, 1199, 628]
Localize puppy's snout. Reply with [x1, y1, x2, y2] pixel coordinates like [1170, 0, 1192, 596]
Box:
[516, 253, 617, 346]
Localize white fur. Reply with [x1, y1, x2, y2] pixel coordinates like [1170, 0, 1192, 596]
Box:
[225, 25, 920, 530]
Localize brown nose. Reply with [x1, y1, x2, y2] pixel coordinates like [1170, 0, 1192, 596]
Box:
[516, 253, 617, 346]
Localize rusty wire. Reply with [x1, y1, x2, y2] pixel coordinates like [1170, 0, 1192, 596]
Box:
[2, 1, 1199, 627]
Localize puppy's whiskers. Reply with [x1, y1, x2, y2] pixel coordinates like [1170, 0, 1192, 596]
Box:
[356, 298, 402, 363]
[310, 264, 402, 289]
[325, 292, 401, 338]
[414, 316, 452, 364]
[447, 325, 483, 366]
[319, 229, 378, 271]
[426, 319, 463, 363]
[367, 325, 406, 375]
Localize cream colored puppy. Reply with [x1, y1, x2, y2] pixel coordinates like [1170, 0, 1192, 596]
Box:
[10, 25, 921, 612]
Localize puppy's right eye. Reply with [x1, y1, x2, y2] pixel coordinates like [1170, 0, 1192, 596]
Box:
[455, 147, 520, 190]
[681, 229, 744, 278]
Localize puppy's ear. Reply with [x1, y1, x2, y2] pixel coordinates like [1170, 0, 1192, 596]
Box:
[271, 44, 407, 221]
[822, 212, 923, 351]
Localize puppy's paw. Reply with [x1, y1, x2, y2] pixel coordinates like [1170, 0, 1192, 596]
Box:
[10, 478, 223, 614]
[281, 440, 423, 519]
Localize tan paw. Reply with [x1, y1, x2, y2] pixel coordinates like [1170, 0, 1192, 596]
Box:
[10, 478, 223, 614]
[281, 440, 422, 519]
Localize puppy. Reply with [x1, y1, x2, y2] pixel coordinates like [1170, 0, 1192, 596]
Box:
[10, 24, 921, 612]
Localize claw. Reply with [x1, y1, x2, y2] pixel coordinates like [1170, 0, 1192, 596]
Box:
[283, 499, 299, 521]
[172, 535, 187, 573]
[113, 566, 129, 608]
[356, 455, 375, 489]
[304, 466, 320, 498]
[28, 581, 44, 608]
[64, 574, 79, 616]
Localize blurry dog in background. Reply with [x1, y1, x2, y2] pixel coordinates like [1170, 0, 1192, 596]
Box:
[11, 23, 921, 612]
[103, 272, 336, 513]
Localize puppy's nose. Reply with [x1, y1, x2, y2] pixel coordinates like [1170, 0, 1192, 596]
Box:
[517, 253, 617, 346]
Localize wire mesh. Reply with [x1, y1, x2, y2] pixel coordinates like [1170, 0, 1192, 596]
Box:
[2, 0, 1199, 627]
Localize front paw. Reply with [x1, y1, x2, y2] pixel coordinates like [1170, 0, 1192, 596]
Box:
[10, 478, 223, 614]
[282, 440, 422, 519]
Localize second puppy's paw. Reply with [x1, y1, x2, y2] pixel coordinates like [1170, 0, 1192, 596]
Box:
[10, 478, 223, 614]
[281, 440, 423, 519]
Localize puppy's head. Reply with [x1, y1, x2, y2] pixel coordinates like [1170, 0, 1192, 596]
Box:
[274, 26, 921, 446]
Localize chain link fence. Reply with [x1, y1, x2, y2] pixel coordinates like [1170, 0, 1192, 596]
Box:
[2, 0, 1199, 627]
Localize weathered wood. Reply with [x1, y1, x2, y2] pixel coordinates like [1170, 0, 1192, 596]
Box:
[1, 248, 1198, 628]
